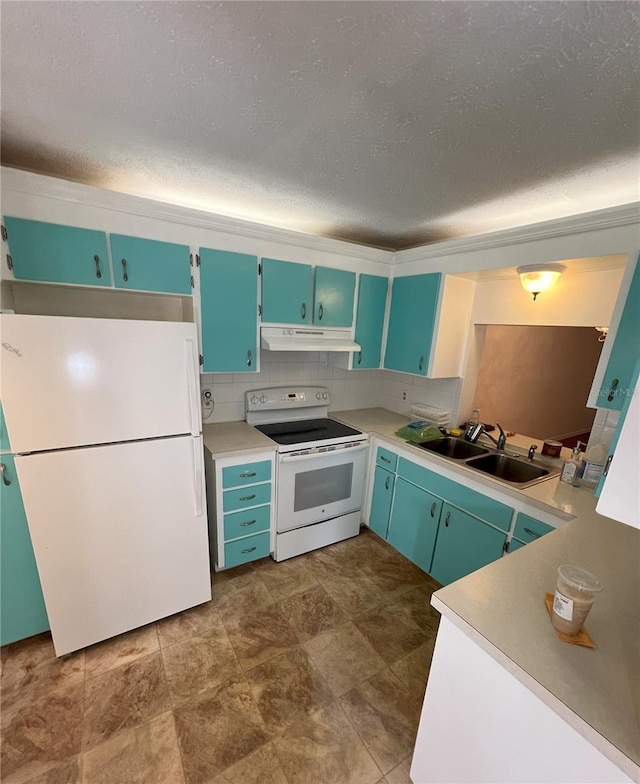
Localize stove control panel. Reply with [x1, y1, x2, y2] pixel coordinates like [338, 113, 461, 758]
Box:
[246, 386, 330, 415]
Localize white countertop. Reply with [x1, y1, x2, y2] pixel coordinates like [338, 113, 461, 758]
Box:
[202, 421, 276, 459]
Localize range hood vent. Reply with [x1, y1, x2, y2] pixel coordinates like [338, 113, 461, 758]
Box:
[261, 326, 361, 353]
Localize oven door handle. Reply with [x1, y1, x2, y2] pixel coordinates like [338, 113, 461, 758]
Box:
[280, 444, 369, 463]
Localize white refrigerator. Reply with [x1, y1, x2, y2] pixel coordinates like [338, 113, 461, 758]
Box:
[1, 314, 211, 656]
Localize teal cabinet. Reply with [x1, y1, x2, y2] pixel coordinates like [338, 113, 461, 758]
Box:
[314, 266, 356, 327]
[0, 402, 10, 453]
[508, 538, 525, 553]
[261, 258, 312, 324]
[369, 466, 395, 539]
[200, 248, 258, 373]
[3, 217, 110, 286]
[597, 255, 640, 410]
[224, 532, 270, 569]
[388, 477, 442, 573]
[353, 274, 388, 369]
[430, 503, 506, 586]
[0, 454, 49, 645]
[109, 234, 191, 294]
[513, 513, 553, 544]
[384, 274, 441, 375]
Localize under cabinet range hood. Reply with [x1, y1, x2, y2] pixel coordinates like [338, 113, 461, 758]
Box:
[260, 326, 361, 353]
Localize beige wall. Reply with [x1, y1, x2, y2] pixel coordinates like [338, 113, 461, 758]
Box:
[473, 325, 604, 440]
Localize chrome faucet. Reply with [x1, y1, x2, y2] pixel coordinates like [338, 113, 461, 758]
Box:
[528, 444, 537, 462]
[483, 423, 506, 451]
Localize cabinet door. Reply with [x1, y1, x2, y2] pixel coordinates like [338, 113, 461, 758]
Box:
[200, 248, 258, 373]
[3, 217, 110, 286]
[0, 454, 49, 645]
[261, 258, 312, 324]
[384, 274, 440, 375]
[369, 466, 395, 539]
[314, 267, 356, 327]
[387, 477, 441, 573]
[353, 274, 388, 369]
[0, 401, 10, 453]
[597, 255, 640, 410]
[430, 504, 506, 586]
[513, 513, 553, 544]
[110, 234, 191, 294]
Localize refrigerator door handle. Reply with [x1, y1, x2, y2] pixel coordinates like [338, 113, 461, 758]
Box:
[184, 339, 200, 437]
[192, 437, 204, 517]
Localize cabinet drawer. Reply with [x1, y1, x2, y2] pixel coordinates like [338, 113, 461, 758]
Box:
[223, 504, 270, 541]
[376, 447, 398, 471]
[223, 482, 271, 513]
[508, 538, 526, 553]
[222, 460, 272, 488]
[397, 457, 513, 532]
[513, 514, 554, 543]
[224, 531, 270, 568]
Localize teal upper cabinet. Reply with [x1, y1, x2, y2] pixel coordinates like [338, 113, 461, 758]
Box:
[353, 274, 388, 369]
[200, 248, 258, 373]
[109, 234, 191, 294]
[595, 255, 640, 410]
[314, 266, 356, 327]
[3, 217, 111, 286]
[430, 503, 506, 586]
[261, 258, 312, 324]
[384, 274, 441, 375]
[387, 477, 442, 573]
[0, 454, 49, 645]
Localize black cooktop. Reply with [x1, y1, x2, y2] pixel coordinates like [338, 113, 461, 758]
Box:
[254, 418, 362, 445]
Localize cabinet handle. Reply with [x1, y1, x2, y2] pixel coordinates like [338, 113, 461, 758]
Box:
[121, 258, 129, 282]
[357, 351, 362, 365]
[318, 303, 324, 321]
[247, 349, 252, 367]
[430, 502, 436, 518]
[607, 378, 619, 402]
[240, 520, 257, 527]
[94, 255, 102, 279]
[241, 546, 257, 554]
[444, 511, 450, 527]
[301, 302, 307, 320]
[239, 471, 257, 478]
[0, 463, 10, 486]
[239, 494, 256, 501]
[602, 454, 614, 477]
[384, 476, 390, 490]
[418, 355, 425, 371]
[380, 455, 391, 464]
[523, 527, 541, 539]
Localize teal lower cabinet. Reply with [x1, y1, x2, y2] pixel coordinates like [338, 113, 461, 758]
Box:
[508, 538, 526, 553]
[224, 531, 270, 569]
[0, 454, 49, 645]
[369, 466, 396, 539]
[388, 478, 442, 573]
[507, 512, 554, 553]
[429, 503, 507, 585]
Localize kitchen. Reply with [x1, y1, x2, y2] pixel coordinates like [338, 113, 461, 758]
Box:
[1, 3, 639, 784]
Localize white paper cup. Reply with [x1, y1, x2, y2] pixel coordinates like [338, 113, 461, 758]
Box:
[551, 564, 603, 636]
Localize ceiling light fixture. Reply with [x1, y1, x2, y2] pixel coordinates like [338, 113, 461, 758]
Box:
[516, 264, 566, 301]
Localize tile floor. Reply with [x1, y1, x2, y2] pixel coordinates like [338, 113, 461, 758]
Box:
[0, 528, 441, 784]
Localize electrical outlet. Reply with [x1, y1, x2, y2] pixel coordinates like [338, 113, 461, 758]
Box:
[201, 387, 214, 420]
[401, 389, 408, 401]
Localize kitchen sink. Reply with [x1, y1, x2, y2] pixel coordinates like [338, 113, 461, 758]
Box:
[417, 437, 490, 460]
[465, 453, 555, 485]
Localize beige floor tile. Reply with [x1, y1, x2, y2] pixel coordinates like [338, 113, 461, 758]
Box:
[223, 604, 299, 671]
[303, 622, 385, 697]
[247, 646, 334, 736]
[389, 639, 437, 698]
[302, 544, 357, 582]
[357, 553, 428, 600]
[278, 585, 348, 642]
[354, 604, 429, 666]
[385, 756, 413, 784]
[84, 624, 159, 679]
[322, 573, 385, 618]
[156, 599, 222, 649]
[272, 700, 381, 784]
[339, 669, 421, 774]
[0, 682, 83, 784]
[81, 711, 184, 784]
[173, 678, 269, 784]
[17, 756, 81, 784]
[162, 622, 242, 705]
[212, 577, 274, 623]
[253, 557, 318, 602]
[385, 584, 441, 633]
[82, 652, 171, 751]
[210, 742, 288, 784]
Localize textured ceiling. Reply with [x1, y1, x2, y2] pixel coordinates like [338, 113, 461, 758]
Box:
[1, 1, 639, 250]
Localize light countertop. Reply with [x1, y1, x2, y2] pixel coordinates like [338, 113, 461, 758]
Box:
[202, 421, 276, 459]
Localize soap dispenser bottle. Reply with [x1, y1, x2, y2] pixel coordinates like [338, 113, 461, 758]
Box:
[560, 443, 584, 486]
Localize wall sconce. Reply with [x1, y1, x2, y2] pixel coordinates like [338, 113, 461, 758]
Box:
[516, 264, 566, 301]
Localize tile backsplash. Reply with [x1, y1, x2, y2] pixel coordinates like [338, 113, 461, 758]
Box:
[201, 352, 463, 424]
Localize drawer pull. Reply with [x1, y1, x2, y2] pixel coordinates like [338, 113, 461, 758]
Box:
[241, 546, 257, 554]
[0, 463, 11, 486]
[444, 511, 450, 527]
[523, 527, 541, 539]
[240, 520, 257, 527]
[239, 494, 256, 502]
[430, 502, 436, 518]
[384, 476, 390, 490]
[239, 471, 257, 478]
[380, 455, 391, 464]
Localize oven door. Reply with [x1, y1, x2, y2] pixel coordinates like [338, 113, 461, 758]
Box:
[276, 442, 368, 532]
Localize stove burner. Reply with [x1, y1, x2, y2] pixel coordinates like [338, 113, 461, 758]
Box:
[254, 418, 361, 446]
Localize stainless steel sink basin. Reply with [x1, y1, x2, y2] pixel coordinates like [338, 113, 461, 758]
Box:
[465, 453, 555, 486]
[417, 437, 490, 460]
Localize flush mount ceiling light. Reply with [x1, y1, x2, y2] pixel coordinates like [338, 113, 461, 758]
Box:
[516, 264, 566, 301]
